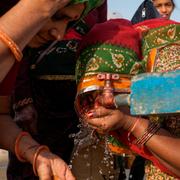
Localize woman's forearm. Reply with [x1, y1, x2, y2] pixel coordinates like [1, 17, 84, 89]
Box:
[0, 114, 39, 163]
[0, 0, 70, 82]
[0, 115, 21, 152]
[150, 148, 180, 176]
[130, 116, 180, 173]
[0, 0, 70, 48]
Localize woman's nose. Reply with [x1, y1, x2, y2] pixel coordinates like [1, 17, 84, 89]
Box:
[160, 6, 167, 13]
[48, 27, 66, 41]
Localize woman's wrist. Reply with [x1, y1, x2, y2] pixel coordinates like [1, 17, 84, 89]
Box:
[33, 145, 50, 176]
[17, 133, 40, 164]
[122, 114, 138, 131]
[123, 116, 161, 147]
[131, 117, 149, 138]
[121, 115, 150, 139]
[16, 132, 51, 176]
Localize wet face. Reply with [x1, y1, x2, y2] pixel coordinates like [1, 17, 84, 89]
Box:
[152, 0, 174, 19]
[28, 3, 85, 48]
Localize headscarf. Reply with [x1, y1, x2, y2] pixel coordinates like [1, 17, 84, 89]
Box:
[75, 19, 144, 92]
[131, 0, 160, 24]
[71, 0, 105, 17]
[75, 19, 144, 155]
[0, 0, 105, 17]
[134, 18, 180, 72]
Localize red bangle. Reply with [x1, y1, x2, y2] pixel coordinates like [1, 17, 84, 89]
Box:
[33, 145, 50, 176]
[15, 131, 31, 162]
[0, 29, 23, 61]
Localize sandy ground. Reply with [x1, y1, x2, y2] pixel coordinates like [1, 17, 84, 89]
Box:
[0, 149, 8, 180]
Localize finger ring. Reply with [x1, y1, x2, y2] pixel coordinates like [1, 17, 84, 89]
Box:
[86, 111, 95, 118]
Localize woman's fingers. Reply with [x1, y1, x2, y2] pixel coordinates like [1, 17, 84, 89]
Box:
[51, 166, 75, 180]
[58, 0, 71, 9]
[84, 106, 125, 132]
[64, 167, 76, 180]
[87, 106, 111, 118]
[37, 152, 75, 180]
[37, 162, 52, 180]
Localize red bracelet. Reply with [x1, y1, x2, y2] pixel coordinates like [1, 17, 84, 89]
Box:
[15, 131, 31, 162]
[0, 29, 23, 61]
[33, 145, 50, 176]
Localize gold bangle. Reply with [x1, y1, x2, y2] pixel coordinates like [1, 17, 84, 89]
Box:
[0, 29, 23, 61]
[15, 131, 31, 162]
[134, 122, 161, 147]
[127, 118, 140, 142]
[33, 145, 50, 176]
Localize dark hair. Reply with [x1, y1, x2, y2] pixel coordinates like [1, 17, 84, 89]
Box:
[131, 0, 160, 24]
[171, 0, 175, 7]
[0, 0, 19, 16]
[152, 0, 175, 8]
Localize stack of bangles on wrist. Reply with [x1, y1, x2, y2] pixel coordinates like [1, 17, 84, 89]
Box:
[133, 122, 161, 147]
[0, 29, 23, 61]
[15, 131, 50, 176]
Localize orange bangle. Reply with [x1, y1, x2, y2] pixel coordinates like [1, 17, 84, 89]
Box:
[0, 29, 23, 61]
[33, 145, 50, 176]
[15, 131, 31, 162]
[127, 118, 140, 142]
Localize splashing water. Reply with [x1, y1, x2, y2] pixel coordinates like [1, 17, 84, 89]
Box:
[69, 122, 120, 179]
[70, 75, 122, 179]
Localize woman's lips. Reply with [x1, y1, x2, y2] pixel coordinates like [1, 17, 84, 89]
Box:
[37, 34, 50, 45]
[160, 14, 169, 19]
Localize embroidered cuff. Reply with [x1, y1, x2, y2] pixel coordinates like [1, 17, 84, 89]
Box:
[13, 97, 33, 111]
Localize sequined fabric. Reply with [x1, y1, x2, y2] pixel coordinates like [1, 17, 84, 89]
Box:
[142, 22, 180, 179]
[145, 161, 179, 180]
[142, 23, 180, 72]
